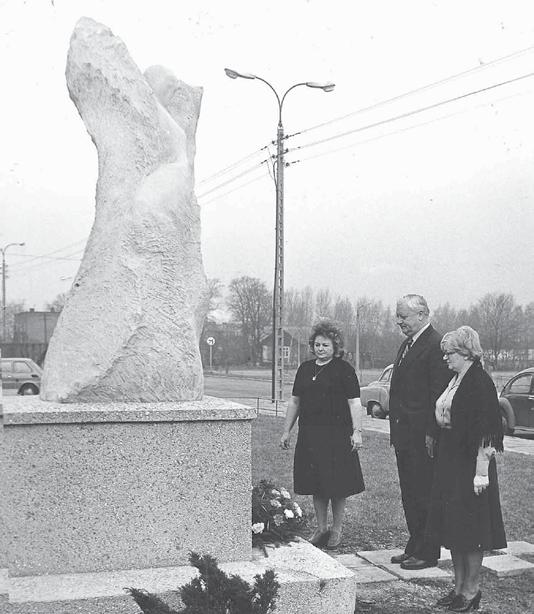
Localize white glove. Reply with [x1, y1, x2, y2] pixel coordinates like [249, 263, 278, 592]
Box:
[473, 474, 489, 495]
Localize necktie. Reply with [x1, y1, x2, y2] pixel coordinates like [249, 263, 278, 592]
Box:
[399, 339, 413, 365]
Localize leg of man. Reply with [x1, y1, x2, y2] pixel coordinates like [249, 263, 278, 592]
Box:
[396, 442, 439, 562]
[395, 447, 419, 556]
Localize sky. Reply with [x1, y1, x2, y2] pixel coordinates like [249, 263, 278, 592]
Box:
[1, 0, 533, 314]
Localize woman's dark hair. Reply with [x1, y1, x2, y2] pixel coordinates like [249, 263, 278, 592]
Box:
[309, 320, 344, 357]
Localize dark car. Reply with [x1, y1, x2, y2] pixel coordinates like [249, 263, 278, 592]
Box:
[360, 364, 393, 419]
[499, 367, 534, 436]
[1, 357, 42, 395]
[360, 362, 522, 436]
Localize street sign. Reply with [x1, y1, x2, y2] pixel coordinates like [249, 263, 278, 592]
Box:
[206, 337, 215, 346]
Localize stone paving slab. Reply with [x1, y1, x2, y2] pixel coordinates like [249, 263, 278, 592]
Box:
[332, 555, 398, 584]
[497, 541, 534, 557]
[382, 563, 452, 581]
[356, 550, 452, 580]
[482, 554, 534, 577]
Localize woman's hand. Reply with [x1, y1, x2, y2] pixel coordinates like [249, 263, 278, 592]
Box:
[350, 430, 363, 451]
[280, 431, 291, 450]
[473, 474, 489, 495]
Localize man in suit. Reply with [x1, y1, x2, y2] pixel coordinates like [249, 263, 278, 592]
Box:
[389, 294, 451, 570]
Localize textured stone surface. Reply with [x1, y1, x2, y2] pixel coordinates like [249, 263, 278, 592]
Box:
[7, 541, 356, 614]
[497, 541, 534, 556]
[332, 554, 398, 584]
[3, 395, 255, 425]
[4, 398, 253, 577]
[41, 17, 208, 403]
[482, 554, 534, 577]
[357, 550, 452, 580]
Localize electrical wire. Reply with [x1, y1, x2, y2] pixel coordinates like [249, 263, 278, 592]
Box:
[198, 172, 270, 206]
[197, 159, 270, 199]
[10, 249, 84, 273]
[286, 43, 534, 139]
[197, 144, 270, 185]
[289, 87, 534, 166]
[286, 70, 534, 156]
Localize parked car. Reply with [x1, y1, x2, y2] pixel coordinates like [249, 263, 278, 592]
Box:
[1, 357, 42, 395]
[499, 367, 534, 436]
[360, 362, 522, 437]
[361, 364, 393, 419]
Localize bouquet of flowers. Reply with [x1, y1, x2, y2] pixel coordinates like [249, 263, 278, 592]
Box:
[252, 479, 307, 550]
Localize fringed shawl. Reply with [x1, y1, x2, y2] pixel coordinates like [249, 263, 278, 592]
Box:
[449, 359, 504, 456]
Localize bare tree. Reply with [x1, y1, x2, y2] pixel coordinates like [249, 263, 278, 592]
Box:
[333, 295, 355, 353]
[473, 292, 521, 367]
[2, 300, 25, 342]
[45, 293, 68, 313]
[227, 276, 271, 365]
[315, 288, 333, 320]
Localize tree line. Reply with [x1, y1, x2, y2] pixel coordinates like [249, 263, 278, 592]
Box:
[3, 282, 532, 371]
[205, 276, 534, 370]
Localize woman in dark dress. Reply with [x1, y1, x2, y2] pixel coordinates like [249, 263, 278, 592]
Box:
[280, 321, 364, 550]
[426, 326, 506, 612]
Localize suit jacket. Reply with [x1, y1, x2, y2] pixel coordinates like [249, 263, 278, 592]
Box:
[389, 324, 452, 449]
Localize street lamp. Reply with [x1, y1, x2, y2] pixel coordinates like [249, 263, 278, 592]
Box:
[224, 68, 335, 402]
[1, 242, 25, 342]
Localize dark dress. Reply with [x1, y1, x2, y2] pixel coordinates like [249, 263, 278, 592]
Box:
[426, 362, 507, 551]
[292, 357, 365, 498]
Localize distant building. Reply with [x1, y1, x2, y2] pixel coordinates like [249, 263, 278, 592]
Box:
[261, 328, 310, 367]
[13, 309, 60, 344]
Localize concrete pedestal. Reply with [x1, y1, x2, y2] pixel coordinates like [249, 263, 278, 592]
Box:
[3, 396, 255, 577]
[3, 540, 356, 614]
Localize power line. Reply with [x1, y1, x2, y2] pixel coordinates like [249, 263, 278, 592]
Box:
[197, 144, 270, 185]
[11, 249, 84, 273]
[198, 172, 269, 206]
[287, 43, 534, 139]
[287, 70, 534, 156]
[290, 87, 534, 166]
[197, 159, 270, 199]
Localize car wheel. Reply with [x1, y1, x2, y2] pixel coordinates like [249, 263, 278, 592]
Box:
[19, 383, 39, 396]
[369, 402, 386, 419]
[498, 398, 515, 436]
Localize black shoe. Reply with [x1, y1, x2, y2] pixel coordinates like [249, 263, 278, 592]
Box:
[435, 588, 457, 607]
[308, 529, 330, 547]
[390, 552, 411, 564]
[400, 556, 438, 570]
[448, 591, 482, 612]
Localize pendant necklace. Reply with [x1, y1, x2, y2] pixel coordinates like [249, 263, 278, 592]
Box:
[312, 360, 331, 381]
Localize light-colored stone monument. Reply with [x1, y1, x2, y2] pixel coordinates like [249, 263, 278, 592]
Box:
[1, 18, 356, 614]
[42, 17, 207, 403]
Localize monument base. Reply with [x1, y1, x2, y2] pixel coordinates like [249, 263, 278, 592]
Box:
[2, 540, 356, 614]
[3, 396, 256, 577]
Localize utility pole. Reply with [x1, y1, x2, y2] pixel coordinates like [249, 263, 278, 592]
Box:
[1, 242, 25, 342]
[224, 68, 334, 401]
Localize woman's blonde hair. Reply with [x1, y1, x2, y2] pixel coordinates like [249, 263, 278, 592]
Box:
[441, 325, 483, 360]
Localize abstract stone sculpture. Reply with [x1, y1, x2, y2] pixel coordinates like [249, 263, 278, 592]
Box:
[41, 17, 208, 402]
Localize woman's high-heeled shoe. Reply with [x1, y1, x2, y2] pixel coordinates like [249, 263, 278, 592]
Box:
[435, 588, 457, 607]
[448, 590, 482, 612]
[308, 528, 329, 547]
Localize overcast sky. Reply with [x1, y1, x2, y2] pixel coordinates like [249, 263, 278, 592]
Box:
[1, 0, 533, 314]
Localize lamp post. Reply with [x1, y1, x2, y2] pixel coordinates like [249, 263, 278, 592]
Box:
[1, 242, 25, 342]
[224, 68, 334, 402]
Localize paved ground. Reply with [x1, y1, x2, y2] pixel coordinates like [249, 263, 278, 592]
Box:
[327, 541, 534, 584]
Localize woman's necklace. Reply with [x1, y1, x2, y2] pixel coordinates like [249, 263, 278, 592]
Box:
[312, 359, 332, 381]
